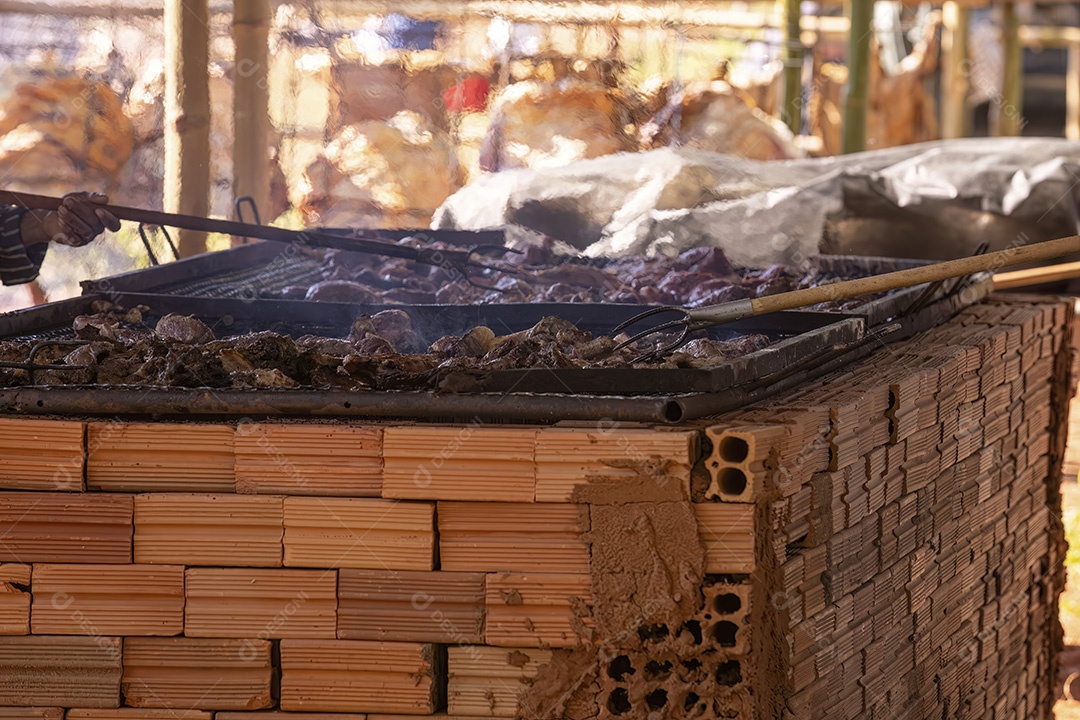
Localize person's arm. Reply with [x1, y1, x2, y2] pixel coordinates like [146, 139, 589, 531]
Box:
[0, 206, 41, 286]
[0, 193, 120, 287]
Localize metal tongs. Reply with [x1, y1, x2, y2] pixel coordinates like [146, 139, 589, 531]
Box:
[0, 190, 518, 286]
[613, 233, 1080, 361]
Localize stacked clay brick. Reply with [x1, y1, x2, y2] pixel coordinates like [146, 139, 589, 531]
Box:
[0, 413, 724, 718]
[0, 293, 1070, 720]
[704, 294, 1072, 719]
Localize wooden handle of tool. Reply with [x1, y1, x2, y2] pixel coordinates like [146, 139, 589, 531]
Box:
[749, 235, 1080, 315]
[992, 260, 1080, 289]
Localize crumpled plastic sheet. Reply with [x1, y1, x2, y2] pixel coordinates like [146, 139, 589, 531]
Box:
[433, 138, 1080, 268]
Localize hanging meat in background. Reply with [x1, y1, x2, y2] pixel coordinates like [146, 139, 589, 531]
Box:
[478, 78, 640, 172]
[297, 110, 463, 228]
[0, 69, 134, 196]
[641, 78, 802, 161]
[809, 11, 942, 155]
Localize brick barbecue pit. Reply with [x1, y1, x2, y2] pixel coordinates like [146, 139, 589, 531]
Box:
[0, 291, 1070, 719]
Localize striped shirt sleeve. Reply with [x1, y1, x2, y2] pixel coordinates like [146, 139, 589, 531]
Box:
[0, 205, 47, 286]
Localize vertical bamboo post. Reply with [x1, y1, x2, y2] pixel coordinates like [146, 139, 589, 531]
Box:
[233, 0, 272, 240]
[941, 1, 971, 139]
[998, 1, 1023, 136]
[164, 0, 211, 257]
[1068, 41, 1080, 141]
[842, 0, 872, 153]
[782, 0, 804, 133]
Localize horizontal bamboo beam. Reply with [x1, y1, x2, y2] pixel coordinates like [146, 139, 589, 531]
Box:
[993, 261, 1080, 289]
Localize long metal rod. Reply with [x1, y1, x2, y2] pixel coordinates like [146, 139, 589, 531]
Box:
[0, 190, 505, 263]
[0, 387, 688, 424]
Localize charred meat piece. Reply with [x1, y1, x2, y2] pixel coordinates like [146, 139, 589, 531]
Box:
[305, 280, 381, 304]
[295, 336, 355, 356]
[155, 314, 215, 344]
[202, 332, 299, 379]
[350, 310, 423, 353]
[428, 326, 497, 359]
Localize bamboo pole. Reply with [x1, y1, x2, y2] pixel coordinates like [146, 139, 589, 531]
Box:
[1068, 42, 1080, 140]
[842, 0, 872, 153]
[993, 260, 1080, 289]
[998, 1, 1023, 136]
[744, 235, 1080, 316]
[164, 0, 211, 258]
[233, 0, 272, 238]
[782, 0, 804, 133]
[941, 1, 971, 139]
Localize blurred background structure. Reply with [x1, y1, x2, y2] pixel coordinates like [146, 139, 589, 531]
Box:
[0, 0, 1078, 308]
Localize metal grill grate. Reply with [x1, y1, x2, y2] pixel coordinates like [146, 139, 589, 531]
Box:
[157, 255, 325, 299]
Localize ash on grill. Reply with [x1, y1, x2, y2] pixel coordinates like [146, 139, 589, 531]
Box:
[0, 304, 771, 391]
[296, 234, 871, 309]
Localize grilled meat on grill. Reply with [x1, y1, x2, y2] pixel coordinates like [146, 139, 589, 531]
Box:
[0, 308, 772, 390]
[287, 236, 877, 310]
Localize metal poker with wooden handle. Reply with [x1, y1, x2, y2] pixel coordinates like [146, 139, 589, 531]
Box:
[0, 189, 514, 275]
[614, 234, 1080, 359]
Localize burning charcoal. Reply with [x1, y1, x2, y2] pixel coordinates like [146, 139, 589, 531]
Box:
[155, 314, 215, 344]
[89, 299, 117, 314]
[305, 280, 381, 304]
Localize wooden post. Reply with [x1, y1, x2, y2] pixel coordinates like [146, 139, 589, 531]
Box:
[998, 1, 1023, 136]
[842, 0, 872, 154]
[1068, 41, 1080, 141]
[782, 0, 803, 133]
[164, 0, 211, 258]
[941, 1, 971, 139]
[233, 0, 272, 239]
